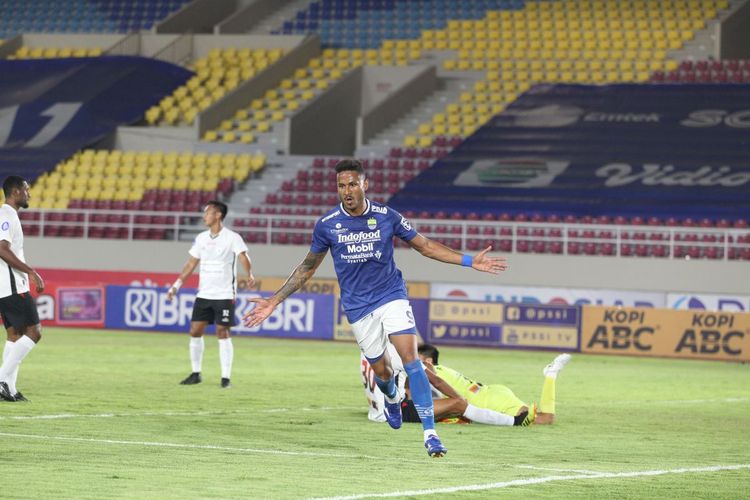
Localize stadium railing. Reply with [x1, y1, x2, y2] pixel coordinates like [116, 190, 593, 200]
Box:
[20, 209, 750, 260]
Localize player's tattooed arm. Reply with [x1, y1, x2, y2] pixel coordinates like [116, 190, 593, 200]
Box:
[272, 251, 326, 304]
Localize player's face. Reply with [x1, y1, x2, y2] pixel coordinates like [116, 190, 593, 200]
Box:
[15, 181, 30, 209]
[337, 170, 368, 215]
[202, 205, 221, 226]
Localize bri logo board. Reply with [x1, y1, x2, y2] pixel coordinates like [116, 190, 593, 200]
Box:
[105, 286, 334, 340]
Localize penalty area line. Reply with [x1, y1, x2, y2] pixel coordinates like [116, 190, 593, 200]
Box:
[311, 464, 750, 500]
[0, 431, 468, 466]
[0, 406, 364, 421]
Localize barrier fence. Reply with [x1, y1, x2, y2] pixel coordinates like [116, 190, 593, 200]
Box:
[21, 208, 750, 260]
[33, 268, 750, 363]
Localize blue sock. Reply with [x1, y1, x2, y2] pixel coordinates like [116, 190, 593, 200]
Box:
[404, 360, 435, 431]
[374, 374, 397, 400]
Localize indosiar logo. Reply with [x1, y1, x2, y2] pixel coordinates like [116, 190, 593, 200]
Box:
[494, 104, 583, 128]
[454, 158, 570, 188]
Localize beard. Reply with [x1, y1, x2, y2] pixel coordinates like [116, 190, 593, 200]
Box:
[18, 200, 29, 209]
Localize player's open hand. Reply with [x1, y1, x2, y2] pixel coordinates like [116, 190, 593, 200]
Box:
[243, 297, 276, 327]
[472, 246, 509, 274]
[30, 270, 44, 293]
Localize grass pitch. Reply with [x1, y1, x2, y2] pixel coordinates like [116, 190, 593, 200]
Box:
[1, 328, 748, 499]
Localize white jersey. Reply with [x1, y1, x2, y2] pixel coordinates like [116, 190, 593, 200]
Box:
[0, 204, 29, 298]
[189, 227, 248, 300]
[360, 342, 406, 423]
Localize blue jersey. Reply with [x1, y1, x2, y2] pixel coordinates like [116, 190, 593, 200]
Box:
[310, 199, 418, 323]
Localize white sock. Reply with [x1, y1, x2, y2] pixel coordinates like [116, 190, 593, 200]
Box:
[2, 341, 10, 363]
[189, 337, 204, 373]
[423, 429, 438, 441]
[0, 336, 35, 384]
[218, 338, 233, 379]
[3, 340, 19, 394]
[464, 403, 514, 426]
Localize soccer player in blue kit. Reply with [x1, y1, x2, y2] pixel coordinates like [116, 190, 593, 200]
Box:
[243, 159, 508, 457]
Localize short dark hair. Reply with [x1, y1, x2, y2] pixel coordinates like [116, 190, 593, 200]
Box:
[3, 176, 26, 198]
[418, 343, 440, 364]
[334, 158, 365, 178]
[206, 200, 228, 220]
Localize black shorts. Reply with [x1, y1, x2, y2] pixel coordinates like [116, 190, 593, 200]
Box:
[401, 399, 421, 423]
[0, 292, 40, 330]
[191, 298, 236, 326]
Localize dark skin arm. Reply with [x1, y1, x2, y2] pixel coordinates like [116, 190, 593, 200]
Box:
[422, 360, 465, 400]
[0, 241, 43, 292]
[243, 251, 326, 327]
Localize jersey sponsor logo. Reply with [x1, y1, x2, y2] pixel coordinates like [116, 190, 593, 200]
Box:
[322, 211, 340, 222]
[367, 217, 377, 230]
[371, 205, 387, 214]
[0, 221, 8, 231]
[400, 217, 412, 231]
[337, 230, 380, 244]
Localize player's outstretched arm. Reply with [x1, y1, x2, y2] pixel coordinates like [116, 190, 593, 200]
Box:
[243, 251, 326, 327]
[167, 256, 199, 301]
[0, 241, 44, 292]
[407, 234, 508, 274]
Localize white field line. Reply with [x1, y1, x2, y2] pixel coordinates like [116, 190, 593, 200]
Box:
[0, 406, 363, 421]
[3, 396, 747, 422]
[0, 431, 416, 462]
[584, 397, 749, 406]
[311, 464, 750, 500]
[0, 431, 605, 473]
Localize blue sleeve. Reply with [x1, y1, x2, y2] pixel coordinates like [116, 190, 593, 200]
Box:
[390, 208, 418, 241]
[310, 219, 330, 253]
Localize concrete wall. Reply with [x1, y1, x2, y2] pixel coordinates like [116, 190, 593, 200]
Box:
[156, 0, 238, 34]
[287, 67, 363, 156]
[719, 0, 750, 59]
[357, 65, 437, 147]
[360, 65, 433, 114]
[217, 0, 283, 34]
[26, 238, 750, 295]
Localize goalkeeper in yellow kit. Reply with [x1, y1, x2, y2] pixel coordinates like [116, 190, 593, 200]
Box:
[405, 344, 571, 426]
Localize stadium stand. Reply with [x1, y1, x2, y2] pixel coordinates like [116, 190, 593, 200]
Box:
[0, 0, 191, 39]
[0, 0, 745, 262]
[146, 47, 286, 127]
[7, 46, 103, 59]
[21, 150, 265, 239]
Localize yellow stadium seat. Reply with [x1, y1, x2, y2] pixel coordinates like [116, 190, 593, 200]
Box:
[203, 130, 218, 141]
[403, 135, 417, 147]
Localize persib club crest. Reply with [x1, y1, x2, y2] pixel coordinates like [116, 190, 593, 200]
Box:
[367, 217, 377, 230]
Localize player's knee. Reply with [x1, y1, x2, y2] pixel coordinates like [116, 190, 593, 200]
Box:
[450, 398, 467, 414]
[26, 325, 42, 343]
[216, 327, 231, 339]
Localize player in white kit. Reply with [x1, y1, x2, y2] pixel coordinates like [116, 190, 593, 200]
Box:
[168, 201, 254, 388]
[0, 176, 45, 402]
